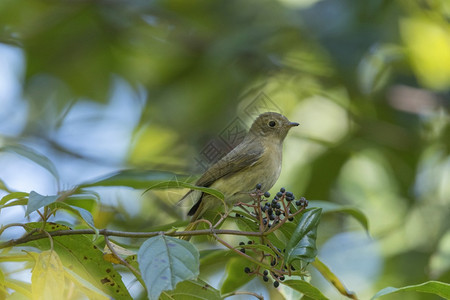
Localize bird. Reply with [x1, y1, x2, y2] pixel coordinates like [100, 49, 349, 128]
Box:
[179, 112, 299, 239]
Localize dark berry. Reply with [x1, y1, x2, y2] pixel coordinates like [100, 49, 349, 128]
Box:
[279, 276, 285, 281]
[244, 267, 251, 273]
[239, 242, 245, 246]
[248, 240, 253, 244]
[286, 196, 294, 201]
[263, 276, 269, 282]
[286, 191, 293, 197]
[256, 183, 262, 190]
[271, 203, 277, 208]
[236, 213, 241, 217]
[263, 270, 268, 276]
[263, 191, 271, 198]
[275, 210, 281, 216]
[272, 199, 278, 204]
[288, 217, 294, 221]
[280, 187, 286, 193]
[268, 223, 272, 228]
[269, 214, 275, 220]
[240, 248, 245, 253]
[276, 192, 283, 198]
[261, 205, 267, 212]
[295, 200, 301, 206]
[263, 218, 268, 225]
[291, 265, 296, 271]
[271, 259, 276, 266]
[267, 208, 273, 215]
[276, 203, 281, 209]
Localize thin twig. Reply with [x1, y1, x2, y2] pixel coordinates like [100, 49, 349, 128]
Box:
[104, 236, 146, 289]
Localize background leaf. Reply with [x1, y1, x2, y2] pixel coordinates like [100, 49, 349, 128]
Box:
[0, 191, 29, 206]
[137, 235, 200, 300]
[80, 170, 190, 189]
[145, 181, 225, 201]
[0, 145, 60, 183]
[309, 200, 369, 231]
[372, 281, 450, 299]
[312, 258, 356, 299]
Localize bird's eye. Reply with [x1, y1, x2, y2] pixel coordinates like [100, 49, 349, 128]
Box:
[268, 121, 276, 127]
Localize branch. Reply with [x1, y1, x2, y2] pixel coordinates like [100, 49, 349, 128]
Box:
[0, 227, 263, 249]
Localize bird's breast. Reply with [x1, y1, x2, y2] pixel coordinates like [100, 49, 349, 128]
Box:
[211, 142, 282, 204]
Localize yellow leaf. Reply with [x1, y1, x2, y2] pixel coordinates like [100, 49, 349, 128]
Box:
[31, 251, 65, 300]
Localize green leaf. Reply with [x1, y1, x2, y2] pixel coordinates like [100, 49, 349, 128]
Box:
[0, 178, 11, 192]
[309, 201, 369, 231]
[220, 256, 255, 294]
[137, 235, 199, 300]
[26, 191, 58, 216]
[0, 199, 28, 210]
[160, 279, 221, 300]
[199, 249, 237, 267]
[79, 169, 190, 189]
[312, 258, 356, 299]
[53, 202, 98, 233]
[24, 222, 131, 299]
[282, 280, 329, 300]
[144, 181, 224, 201]
[234, 217, 259, 238]
[284, 208, 322, 264]
[0, 145, 59, 182]
[371, 281, 450, 299]
[0, 192, 29, 206]
[64, 196, 98, 212]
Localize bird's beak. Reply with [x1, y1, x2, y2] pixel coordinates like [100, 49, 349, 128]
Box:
[289, 122, 300, 127]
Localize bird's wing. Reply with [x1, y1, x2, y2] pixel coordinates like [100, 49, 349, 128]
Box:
[176, 139, 263, 208]
[195, 140, 264, 187]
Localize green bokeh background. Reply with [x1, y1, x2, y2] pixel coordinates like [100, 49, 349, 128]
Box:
[0, 0, 449, 299]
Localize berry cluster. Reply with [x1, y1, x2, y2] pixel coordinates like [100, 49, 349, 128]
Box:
[234, 184, 309, 288]
[258, 186, 308, 230]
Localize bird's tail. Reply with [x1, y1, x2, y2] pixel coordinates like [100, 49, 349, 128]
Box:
[180, 221, 198, 241]
[180, 198, 205, 241]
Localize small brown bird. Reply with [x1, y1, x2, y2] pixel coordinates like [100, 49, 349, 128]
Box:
[180, 112, 298, 237]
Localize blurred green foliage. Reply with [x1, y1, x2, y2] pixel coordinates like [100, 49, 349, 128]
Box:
[0, 0, 449, 299]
